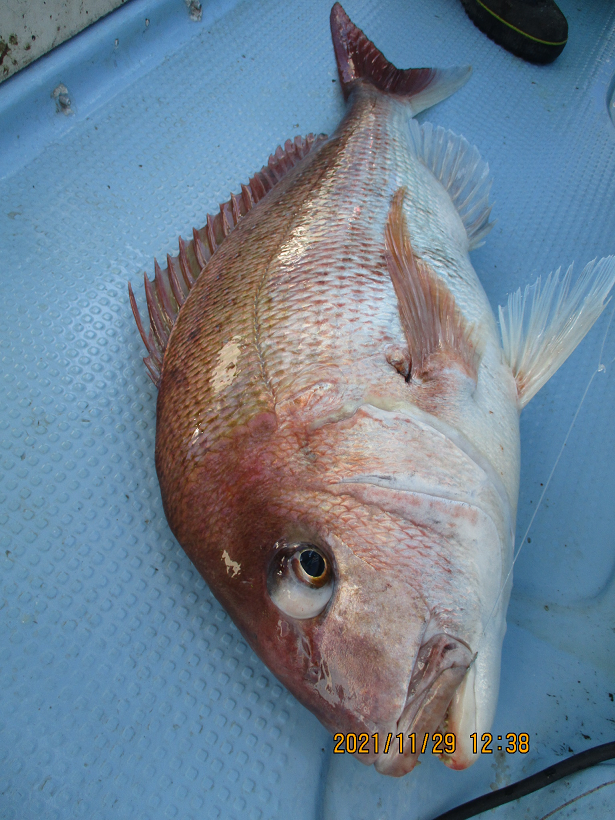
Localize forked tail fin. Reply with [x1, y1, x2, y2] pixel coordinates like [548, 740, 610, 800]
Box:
[499, 257, 615, 408]
[330, 3, 471, 113]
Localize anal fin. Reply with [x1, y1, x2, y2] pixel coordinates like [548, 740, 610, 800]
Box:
[385, 188, 480, 383]
[409, 120, 493, 250]
[499, 257, 615, 408]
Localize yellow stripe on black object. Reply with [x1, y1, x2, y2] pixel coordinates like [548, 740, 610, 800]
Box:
[475, 0, 567, 46]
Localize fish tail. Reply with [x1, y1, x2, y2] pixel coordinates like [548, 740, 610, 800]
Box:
[330, 3, 471, 113]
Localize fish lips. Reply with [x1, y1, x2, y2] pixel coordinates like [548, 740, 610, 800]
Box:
[373, 633, 473, 777]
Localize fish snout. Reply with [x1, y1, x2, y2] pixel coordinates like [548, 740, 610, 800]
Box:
[374, 634, 473, 777]
[438, 612, 508, 770]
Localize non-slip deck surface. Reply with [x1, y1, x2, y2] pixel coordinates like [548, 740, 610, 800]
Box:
[1, 1, 614, 818]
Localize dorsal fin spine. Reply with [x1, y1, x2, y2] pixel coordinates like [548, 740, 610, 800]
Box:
[144, 271, 169, 351]
[220, 204, 231, 238]
[143, 357, 161, 386]
[154, 258, 177, 325]
[205, 215, 216, 255]
[130, 133, 328, 385]
[191, 229, 206, 270]
[249, 175, 263, 201]
[230, 192, 241, 225]
[241, 184, 254, 212]
[129, 282, 163, 388]
[167, 254, 185, 307]
[261, 169, 275, 191]
[178, 236, 196, 289]
[129, 282, 157, 358]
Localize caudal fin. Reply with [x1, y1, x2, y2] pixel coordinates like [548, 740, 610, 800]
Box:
[499, 257, 615, 408]
[330, 3, 471, 113]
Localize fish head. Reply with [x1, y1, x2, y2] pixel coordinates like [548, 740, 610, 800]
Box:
[159, 389, 512, 776]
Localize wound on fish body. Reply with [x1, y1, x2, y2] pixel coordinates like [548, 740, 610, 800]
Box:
[129, 2, 615, 777]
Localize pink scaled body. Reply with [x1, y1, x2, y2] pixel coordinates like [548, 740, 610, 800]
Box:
[130, 4, 615, 776]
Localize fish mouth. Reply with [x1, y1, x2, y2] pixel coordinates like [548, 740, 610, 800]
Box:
[374, 633, 473, 777]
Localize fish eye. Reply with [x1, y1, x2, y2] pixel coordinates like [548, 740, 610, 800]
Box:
[300, 548, 326, 579]
[268, 542, 334, 619]
[294, 546, 331, 588]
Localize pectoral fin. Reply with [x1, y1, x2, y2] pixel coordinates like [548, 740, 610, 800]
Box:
[385, 188, 480, 383]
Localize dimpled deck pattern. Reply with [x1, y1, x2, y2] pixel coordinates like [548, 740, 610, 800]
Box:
[0, 1, 614, 819]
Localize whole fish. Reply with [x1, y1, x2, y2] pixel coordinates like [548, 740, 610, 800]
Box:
[130, 3, 615, 776]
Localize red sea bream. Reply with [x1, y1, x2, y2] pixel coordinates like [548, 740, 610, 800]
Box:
[130, 3, 615, 776]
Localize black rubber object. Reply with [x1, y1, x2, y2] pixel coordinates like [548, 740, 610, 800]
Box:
[429, 741, 615, 820]
[460, 0, 568, 64]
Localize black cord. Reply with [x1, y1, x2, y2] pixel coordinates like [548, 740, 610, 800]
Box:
[430, 741, 615, 820]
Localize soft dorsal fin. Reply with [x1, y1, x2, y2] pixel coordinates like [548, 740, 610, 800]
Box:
[129, 133, 327, 386]
[409, 120, 494, 250]
[330, 3, 471, 112]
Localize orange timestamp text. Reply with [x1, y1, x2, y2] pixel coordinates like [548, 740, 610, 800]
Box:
[332, 731, 530, 756]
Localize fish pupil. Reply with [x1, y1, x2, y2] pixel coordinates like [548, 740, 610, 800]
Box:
[299, 549, 325, 578]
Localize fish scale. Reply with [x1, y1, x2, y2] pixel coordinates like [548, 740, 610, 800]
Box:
[263, 93, 402, 372]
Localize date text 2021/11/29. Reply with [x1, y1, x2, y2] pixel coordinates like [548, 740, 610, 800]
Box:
[332, 732, 531, 756]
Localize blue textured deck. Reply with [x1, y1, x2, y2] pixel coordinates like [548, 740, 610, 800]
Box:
[1, 1, 614, 818]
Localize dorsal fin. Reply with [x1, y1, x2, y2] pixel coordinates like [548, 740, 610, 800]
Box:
[330, 3, 471, 112]
[129, 133, 327, 386]
[409, 120, 494, 250]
